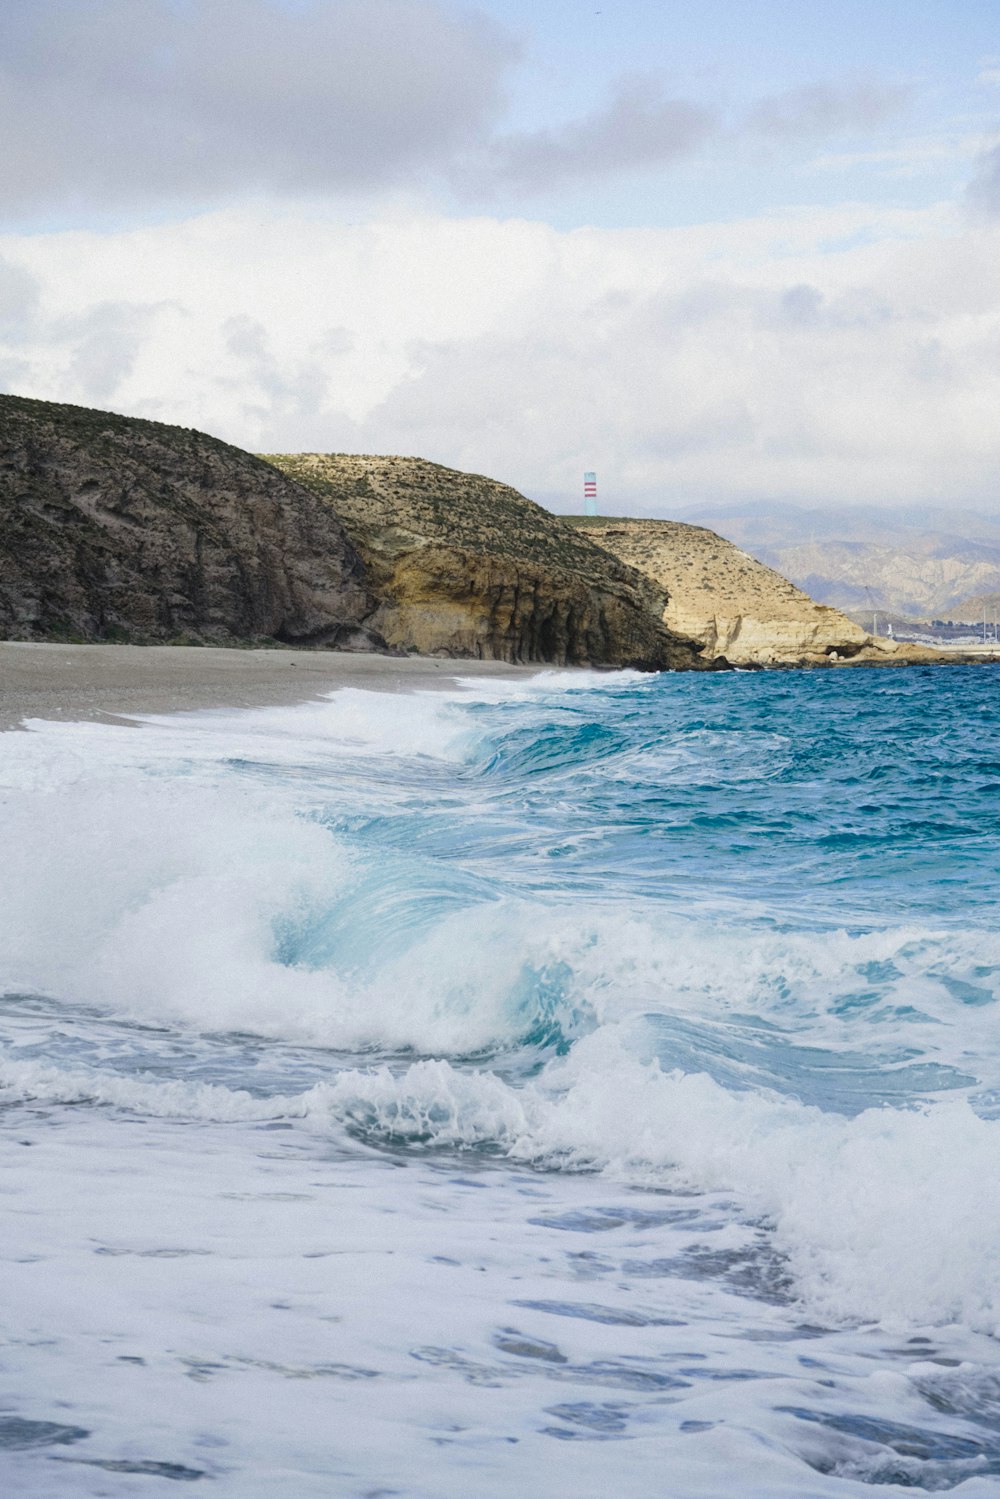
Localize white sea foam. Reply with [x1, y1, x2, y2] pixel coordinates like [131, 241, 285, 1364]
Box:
[307, 1034, 1000, 1335]
[3, 671, 1000, 1387]
[5, 1023, 1000, 1337]
[3, 763, 995, 1071]
[0, 1056, 311, 1121]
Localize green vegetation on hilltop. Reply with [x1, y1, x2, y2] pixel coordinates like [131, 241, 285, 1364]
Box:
[262, 454, 640, 582]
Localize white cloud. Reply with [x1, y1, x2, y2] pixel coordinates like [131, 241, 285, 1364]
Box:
[0, 0, 516, 213]
[808, 131, 990, 181]
[969, 143, 1000, 218]
[0, 1, 931, 225]
[477, 76, 714, 196]
[745, 79, 912, 140]
[2, 201, 999, 509]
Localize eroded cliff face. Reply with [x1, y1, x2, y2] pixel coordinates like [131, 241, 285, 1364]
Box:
[263, 453, 708, 671]
[570, 517, 877, 665]
[0, 396, 381, 647]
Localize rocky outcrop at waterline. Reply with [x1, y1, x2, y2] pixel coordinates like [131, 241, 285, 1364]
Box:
[0, 396, 381, 648]
[261, 452, 708, 671]
[567, 516, 890, 666]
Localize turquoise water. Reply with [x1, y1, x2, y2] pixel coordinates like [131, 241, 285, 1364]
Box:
[2, 663, 1000, 1496]
[450, 666, 1000, 921]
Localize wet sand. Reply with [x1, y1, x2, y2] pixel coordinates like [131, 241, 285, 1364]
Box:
[0, 643, 548, 731]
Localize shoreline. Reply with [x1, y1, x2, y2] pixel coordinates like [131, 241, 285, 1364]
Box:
[0, 642, 549, 732]
[2, 640, 997, 733]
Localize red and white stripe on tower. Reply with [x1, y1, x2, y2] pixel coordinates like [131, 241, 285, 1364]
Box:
[584, 471, 597, 516]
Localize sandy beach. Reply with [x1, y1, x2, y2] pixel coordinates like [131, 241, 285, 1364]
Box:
[0, 642, 548, 731]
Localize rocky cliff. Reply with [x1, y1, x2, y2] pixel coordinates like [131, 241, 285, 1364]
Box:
[567, 517, 878, 665]
[262, 453, 707, 670]
[0, 396, 381, 647]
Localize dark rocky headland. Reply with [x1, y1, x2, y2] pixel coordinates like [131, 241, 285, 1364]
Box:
[0, 396, 706, 671]
[0, 395, 380, 651]
[4, 395, 982, 673]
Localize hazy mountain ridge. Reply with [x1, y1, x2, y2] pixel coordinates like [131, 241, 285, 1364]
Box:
[671, 501, 1000, 619]
[948, 592, 1000, 627]
[757, 540, 1000, 620]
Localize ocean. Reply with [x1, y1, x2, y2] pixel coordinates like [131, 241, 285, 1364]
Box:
[2, 664, 1000, 1496]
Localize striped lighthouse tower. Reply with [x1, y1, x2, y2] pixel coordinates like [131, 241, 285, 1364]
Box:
[583, 471, 597, 517]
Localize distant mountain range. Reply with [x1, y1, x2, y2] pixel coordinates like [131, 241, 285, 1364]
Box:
[668, 501, 1000, 621]
[951, 592, 1000, 628]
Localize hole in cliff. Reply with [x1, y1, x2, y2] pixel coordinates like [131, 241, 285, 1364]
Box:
[538, 614, 564, 663]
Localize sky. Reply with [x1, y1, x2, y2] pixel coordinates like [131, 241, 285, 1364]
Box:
[1, 0, 999, 515]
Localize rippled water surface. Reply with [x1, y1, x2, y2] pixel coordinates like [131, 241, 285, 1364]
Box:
[2, 663, 1000, 1496]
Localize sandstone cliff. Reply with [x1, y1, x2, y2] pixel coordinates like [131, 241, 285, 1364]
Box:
[262, 453, 707, 671]
[0, 396, 383, 648]
[568, 517, 879, 665]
